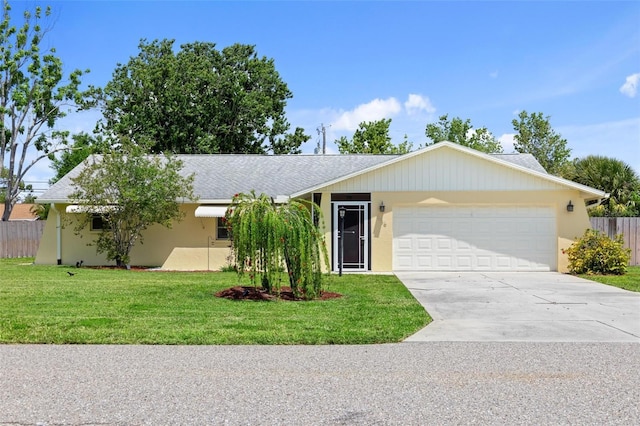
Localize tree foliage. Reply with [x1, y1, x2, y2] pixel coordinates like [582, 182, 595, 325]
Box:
[336, 119, 413, 154]
[0, 0, 93, 220]
[99, 39, 304, 155]
[424, 114, 503, 153]
[270, 126, 309, 155]
[29, 202, 49, 220]
[511, 111, 571, 176]
[49, 132, 105, 184]
[69, 141, 197, 267]
[568, 155, 640, 216]
[225, 192, 328, 299]
[1, 151, 33, 203]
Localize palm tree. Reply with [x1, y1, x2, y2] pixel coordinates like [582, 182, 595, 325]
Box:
[570, 155, 640, 215]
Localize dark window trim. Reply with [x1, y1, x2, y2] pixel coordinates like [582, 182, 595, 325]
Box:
[90, 215, 108, 232]
[330, 193, 371, 202]
[216, 217, 230, 240]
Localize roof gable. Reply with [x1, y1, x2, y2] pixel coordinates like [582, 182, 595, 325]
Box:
[294, 142, 607, 200]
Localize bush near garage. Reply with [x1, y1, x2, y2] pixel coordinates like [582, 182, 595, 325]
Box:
[564, 229, 631, 275]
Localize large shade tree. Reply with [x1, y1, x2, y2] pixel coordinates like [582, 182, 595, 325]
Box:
[425, 114, 503, 153]
[336, 119, 413, 154]
[511, 111, 571, 176]
[69, 141, 197, 267]
[49, 132, 105, 184]
[0, 0, 93, 220]
[99, 39, 307, 155]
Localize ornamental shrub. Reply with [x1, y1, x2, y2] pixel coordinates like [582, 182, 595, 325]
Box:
[564, 229, 630, 275]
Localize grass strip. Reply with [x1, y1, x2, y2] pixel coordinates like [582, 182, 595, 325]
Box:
[579, 265, 640, 292]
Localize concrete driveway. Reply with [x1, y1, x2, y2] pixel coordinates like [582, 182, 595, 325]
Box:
[397, 272, 640, 342]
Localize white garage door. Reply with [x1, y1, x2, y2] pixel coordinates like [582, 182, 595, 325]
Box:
[393, 206, 556, 271]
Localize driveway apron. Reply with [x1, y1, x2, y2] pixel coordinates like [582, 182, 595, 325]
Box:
[397, 272, 640, 342]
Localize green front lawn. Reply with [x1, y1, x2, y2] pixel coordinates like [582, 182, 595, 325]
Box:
[579, 265, 640, 292]
[0, 258, 430, 344]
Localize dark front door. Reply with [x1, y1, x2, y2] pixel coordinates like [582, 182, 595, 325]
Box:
[333, 202, 369, 271]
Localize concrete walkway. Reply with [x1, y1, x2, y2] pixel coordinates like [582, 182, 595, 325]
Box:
[397, 272, 640, 342]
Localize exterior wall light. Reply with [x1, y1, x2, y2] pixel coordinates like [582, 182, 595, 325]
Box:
[567, 201, 574, 212]
[379, 201, 385, 212]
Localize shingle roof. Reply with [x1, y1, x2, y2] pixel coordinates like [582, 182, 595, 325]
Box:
[38, 154, 397, 202]
[38, 149, 549, 203]
[492, 153, 548, 174]
[0, 204, 39, 220]
[181, 154, 399, 200]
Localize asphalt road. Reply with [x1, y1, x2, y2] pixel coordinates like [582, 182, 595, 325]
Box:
[1, 343, 639, 425]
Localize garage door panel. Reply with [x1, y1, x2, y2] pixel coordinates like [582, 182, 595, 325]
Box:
[496, 255, 513, 268]
[436, 237, 452, 250]
[456, 239, 473, 250]
[436, 255, 453, 268]
[476, 255, 492, 269]
[416, 237, 432, 250]
[457, 255, 472, 269]
[394, 254, 414, 269]
[395, 237, 413, 250]
[472, 207, 495, 218]
[393, 206, 556, 271]
[416, 255, 432, 268]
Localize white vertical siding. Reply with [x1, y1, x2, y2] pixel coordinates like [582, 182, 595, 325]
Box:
[323, 149, 564, 192]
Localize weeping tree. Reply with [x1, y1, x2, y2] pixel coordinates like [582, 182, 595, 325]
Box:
[224, 192, 328, 299]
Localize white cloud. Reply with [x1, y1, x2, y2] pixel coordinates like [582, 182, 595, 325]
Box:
[498, 133, 517, 153]
[489, 70, 498, 79]
[619, 73, 640, 98]
[559, 117, 640, 173]
[331, 97, 402, 131]
[404, 94, 436, 116]
[288, 93, 437, 153]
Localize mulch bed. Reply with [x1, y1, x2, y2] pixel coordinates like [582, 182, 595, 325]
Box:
[79, 266, 341, 301]
[215, 286, 342, 301]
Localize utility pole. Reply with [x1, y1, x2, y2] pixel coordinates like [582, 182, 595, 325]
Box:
[316, 123, 327, 154]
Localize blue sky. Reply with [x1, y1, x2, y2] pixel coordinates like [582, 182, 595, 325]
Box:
[13, 0, 640, 186]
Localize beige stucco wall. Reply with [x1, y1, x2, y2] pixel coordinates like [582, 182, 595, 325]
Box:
[35, 204, 233, 270]
[317, 189, 592, 273]
[35, 190, 593, 273]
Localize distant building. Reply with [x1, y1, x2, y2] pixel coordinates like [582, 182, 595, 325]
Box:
[0, 204, 40, 221]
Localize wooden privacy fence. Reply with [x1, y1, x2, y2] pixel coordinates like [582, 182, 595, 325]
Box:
[590, 217, 640, 266]
[0, 221, 46, 258]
